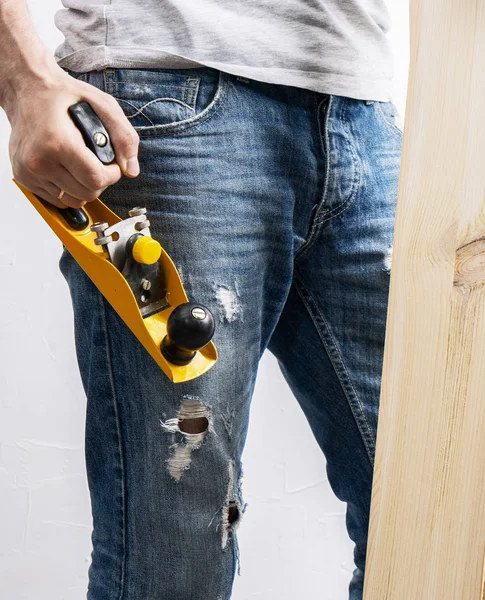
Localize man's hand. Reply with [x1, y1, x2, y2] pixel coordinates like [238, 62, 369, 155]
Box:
[5, 65, 140, 209]
[0, 0, 139, 209]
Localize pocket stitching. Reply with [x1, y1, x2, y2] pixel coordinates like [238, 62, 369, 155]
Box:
[115, 98, 155, 126]
[105, 73, 200, 112]
[115, 96, 196, 119]
[133, 71, 229, 137]
[107, 82, 188, 88]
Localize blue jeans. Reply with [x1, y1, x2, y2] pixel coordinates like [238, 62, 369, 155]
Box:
[60, 66, 402, 600]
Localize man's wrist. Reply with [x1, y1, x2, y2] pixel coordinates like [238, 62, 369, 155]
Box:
[0, 0, 56, 108]
[0, 47, 62, 112]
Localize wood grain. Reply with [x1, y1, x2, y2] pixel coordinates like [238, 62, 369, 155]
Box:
[363, 1, 485, 598]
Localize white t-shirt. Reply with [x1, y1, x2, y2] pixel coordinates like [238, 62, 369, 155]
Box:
[54, 0, 394, 101]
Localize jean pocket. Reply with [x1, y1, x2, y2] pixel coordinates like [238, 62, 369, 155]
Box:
[101, 67, 227, 136]
[375, 101, 403, 137]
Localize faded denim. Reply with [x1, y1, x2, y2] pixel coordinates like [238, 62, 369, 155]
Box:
[59, 66, 402, 600]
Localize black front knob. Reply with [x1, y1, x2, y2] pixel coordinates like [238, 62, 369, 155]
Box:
[161, 302, 215, 366]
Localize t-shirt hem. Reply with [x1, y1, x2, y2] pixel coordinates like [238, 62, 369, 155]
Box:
[56, 45, 393, 102]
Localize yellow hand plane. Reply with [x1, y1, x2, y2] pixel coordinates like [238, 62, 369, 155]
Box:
[14, 102, 217, 383]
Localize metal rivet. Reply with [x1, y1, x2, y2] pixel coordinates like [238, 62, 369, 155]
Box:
[135, 220, 150, 231]
[129, 207, 147, 217]
[93, 132, 108, 147]
[93, 235, 113, 246]
[90, 221, 108, 233]
[191, 307, 206, 320]
[90, 221, 112, 245]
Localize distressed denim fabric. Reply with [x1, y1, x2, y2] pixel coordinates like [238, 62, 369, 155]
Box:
[59, 66, 402, 600]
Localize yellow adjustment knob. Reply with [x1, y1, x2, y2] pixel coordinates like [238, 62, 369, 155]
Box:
[132, 236, 162, 264]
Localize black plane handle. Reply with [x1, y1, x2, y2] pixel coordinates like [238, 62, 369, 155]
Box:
[58, 102, 115, 230]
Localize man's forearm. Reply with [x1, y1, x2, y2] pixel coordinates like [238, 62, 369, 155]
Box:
[0, 0, 57, 109]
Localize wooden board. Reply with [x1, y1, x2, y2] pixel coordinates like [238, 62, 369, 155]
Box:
[363, 1, 485, 598]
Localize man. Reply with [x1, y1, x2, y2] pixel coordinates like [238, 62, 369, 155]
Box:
[0, 0, 403, 598]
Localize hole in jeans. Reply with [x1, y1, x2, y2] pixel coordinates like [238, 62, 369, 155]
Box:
[227, 502, 239, 525]
[178, 416, 209, 434]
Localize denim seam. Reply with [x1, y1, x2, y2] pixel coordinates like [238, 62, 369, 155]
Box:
[293, 272, 375, 465]
[100, 295, 127, 599]
[295, 98, 363, 262]
[130, 71, 229, 138]
[318, 98, 362, 223]
[183, 76, 200, 109]
[104, 69, 118, 90]
[103, 69, 109, 93]
[294, 94, 332, 261]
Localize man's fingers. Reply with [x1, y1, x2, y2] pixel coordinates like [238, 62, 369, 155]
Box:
[26, 181, 73, 209]
[38, 180, 89, 210]
[84, 90, 140, 178]
[60, 138, 122, 192]
[38, 163, 107, 203]
[57, 193, 89, 209]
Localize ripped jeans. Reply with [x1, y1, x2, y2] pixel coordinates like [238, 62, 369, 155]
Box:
[59, 66, 402, 600]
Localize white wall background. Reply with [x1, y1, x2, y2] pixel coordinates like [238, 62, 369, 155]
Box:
[0, 2, 409, 598]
